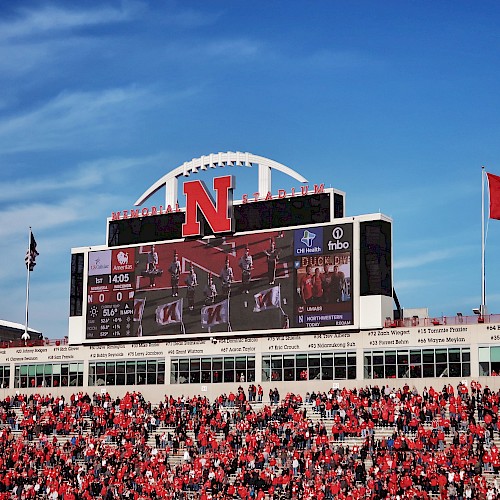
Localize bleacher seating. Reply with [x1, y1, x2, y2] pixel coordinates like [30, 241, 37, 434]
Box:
[0, 381, 498, 498]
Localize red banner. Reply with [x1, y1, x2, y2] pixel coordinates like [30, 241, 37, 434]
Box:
[487, 172, 500, 220]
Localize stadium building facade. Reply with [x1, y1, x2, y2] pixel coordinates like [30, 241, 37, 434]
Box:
[1, 152, 499, 400]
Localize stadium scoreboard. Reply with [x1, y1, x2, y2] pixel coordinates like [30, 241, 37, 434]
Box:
[70, 155, 393, 345]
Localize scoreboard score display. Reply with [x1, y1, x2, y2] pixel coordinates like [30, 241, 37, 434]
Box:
[86, 249, 136, 338]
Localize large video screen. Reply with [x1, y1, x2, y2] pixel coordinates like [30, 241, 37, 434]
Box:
[86, 223, 353, 340]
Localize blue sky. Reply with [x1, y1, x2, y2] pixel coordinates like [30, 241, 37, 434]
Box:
[1, 0, 500, 338]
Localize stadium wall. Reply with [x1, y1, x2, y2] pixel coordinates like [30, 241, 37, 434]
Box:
[1, 318, 499, 401]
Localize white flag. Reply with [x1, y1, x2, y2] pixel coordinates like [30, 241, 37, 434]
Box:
[253, 286, 281, 312]
[201, 299, 229, 328]
[156, 299, 183, 325]
[133, 298, 146, 322]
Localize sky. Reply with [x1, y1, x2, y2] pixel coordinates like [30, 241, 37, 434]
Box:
[1, 0, 500, 339]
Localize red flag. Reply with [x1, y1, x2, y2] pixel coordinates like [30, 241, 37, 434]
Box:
[487, 172, 500, 220]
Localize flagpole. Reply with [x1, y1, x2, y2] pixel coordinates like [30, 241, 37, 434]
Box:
[24, 227, 32, 343]
[481, 166, 487, 317]
[227, 299, 232, 332]
[180, 298, 186, 334]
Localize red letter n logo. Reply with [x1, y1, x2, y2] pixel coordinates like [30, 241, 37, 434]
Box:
[182, 175, 235, 237]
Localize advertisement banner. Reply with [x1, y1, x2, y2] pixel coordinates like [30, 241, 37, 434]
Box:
[294, 223, 353, 328]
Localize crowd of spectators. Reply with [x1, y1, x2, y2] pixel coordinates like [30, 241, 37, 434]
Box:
[0, 381, 499, 499]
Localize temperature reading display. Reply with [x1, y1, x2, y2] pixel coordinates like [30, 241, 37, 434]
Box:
[86, 303, 134, 338]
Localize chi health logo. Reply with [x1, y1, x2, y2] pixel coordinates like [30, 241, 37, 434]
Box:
[295, 227, 322, 255]
[328, 226, 349, 251]
[117, 251, 129, 265]
[88, 250, 112, 276]
[300, 230, 316, 248]
[90, 258, 108, 271]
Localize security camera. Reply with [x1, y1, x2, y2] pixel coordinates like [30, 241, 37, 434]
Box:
[472, 308, 481, 315]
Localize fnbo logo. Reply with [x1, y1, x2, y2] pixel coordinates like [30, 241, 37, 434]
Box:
[328, 227, 349, 251]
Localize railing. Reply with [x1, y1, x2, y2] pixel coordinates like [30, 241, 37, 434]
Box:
[2, 314, 500, 349]
[0, 338, 69, 349]
[384, 313, 500, 328]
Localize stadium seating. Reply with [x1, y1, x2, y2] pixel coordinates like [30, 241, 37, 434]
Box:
[0, 381, 498, 499]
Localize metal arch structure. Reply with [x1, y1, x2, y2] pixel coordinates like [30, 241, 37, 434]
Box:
[134, 151, 309, 208]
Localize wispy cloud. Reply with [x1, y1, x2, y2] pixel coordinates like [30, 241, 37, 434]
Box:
[166, 8, 222, 28]
[0, 191, 121, 284]
[394, 249, 453, 270]
[0, 201, 93, 238]
[0, 4, 135, 42]
[203, 39, 262, 58]
[0, 41, 59, 77]
[0, 3, 137, 80]
[307, 49, 385, 70]
[393, 278, 432, 291]
[0, 188, 132, 239]
[0, 86, 160, 153]
[153, 37, 264, 65]
[0, 154, 166, 203]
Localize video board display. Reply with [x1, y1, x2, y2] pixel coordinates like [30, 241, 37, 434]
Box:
[86, 223, 353, 340]
[294, 224, 353, 328]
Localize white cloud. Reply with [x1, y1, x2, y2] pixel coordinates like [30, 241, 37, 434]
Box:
[0, 84, 203, 154]
[0, 4, 135, 42]
[203, 39, 262, 58]
[0, 153, 166, 203]
[0, 3, 220, 44]
[394, 249, 452, 270]
[393, 278, 433, 291]
[0, 202, 82, 237]
[307, 49, 385, 70]
[166, 8, 222, 28]
[0, 41, 58, 77]
[0, 3, 137, 80]
[0, 189, 127, 239]
[0, 87, 159, 153]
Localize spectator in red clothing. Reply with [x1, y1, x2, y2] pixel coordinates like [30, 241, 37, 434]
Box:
[0, 382, 498, 499]
[300, 265, 314, 304]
